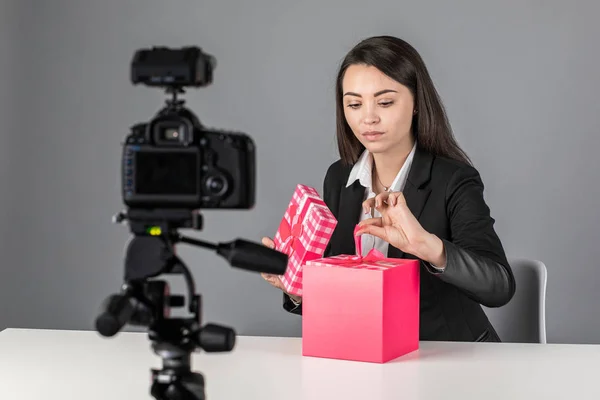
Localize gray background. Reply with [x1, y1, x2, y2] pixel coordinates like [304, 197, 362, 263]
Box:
[0, 0, 598, 344]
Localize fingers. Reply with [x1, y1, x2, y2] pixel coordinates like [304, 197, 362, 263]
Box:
[261, 272, 284, 290]
[262, 236, 275, 249]
[387, 191, 406, 206]
[261, 238, 290, 292]
[362, 192, 389, 213]
[356, 217, 383, 238]
[358, 217, 383, 228]
[362, 191, 406, 213]
[361, 198, 373, 215]
[355, 223, 387, 241]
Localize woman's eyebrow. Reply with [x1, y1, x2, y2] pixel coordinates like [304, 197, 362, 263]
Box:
[343, 89, 398, 97]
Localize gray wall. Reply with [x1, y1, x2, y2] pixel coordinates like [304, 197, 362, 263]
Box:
[0, 0, 22, 326]
[0, 1, 13, 254]
[1, 0, 599, 344]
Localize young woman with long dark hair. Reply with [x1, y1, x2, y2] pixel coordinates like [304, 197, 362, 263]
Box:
[262, 36, 515, 342]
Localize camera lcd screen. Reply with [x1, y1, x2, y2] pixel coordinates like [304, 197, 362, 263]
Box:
[134, 151, 198, 195]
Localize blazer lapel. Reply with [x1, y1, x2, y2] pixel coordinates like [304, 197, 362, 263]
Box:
[334, 180, 365, 255]
[388, 146, 433, 259]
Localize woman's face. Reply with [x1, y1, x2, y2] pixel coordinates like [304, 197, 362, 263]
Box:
[342, 64, 415, 155]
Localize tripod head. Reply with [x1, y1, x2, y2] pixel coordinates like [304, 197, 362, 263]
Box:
[95, 208, 288, 400]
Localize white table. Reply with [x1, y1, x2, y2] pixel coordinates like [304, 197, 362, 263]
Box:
[0, 328, 598, 399]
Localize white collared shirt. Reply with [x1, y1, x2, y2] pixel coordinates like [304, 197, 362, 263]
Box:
[346, 142, 417, 257]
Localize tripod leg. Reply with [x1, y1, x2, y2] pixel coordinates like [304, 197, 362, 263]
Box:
[150, 370, 205, 400]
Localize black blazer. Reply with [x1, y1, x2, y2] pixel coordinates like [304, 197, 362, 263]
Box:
[283, 146, 516, 342]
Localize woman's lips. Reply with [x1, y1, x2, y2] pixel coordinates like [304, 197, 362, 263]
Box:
[362, 131, 385, 141]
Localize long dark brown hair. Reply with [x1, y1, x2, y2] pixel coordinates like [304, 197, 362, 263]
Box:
[335, 36, 472, 166]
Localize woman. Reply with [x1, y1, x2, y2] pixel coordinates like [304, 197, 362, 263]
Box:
[262, 35, 515, 342]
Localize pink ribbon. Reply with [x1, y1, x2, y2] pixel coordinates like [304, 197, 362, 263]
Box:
[278, 204, 321, 261]
[279, 204, 303, 256]
[353, 223, 386, 260]
[311, 225, 387, 268]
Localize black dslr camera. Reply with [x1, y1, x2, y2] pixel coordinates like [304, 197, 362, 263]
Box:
[123, 46, 255, 210]
[95, 47, 287, 400]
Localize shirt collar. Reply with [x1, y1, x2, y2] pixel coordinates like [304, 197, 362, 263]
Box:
[346, 142, 418, 191]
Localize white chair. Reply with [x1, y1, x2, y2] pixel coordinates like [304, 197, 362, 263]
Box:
[483, 258, 548, 344]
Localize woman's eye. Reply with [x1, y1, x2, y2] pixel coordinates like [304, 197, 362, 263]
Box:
[347, 104, 360, 109]
[379, 101, 393, 107]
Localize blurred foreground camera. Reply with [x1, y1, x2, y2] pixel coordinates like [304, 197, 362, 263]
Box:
[123, 46, 255, 210]
[95, 46, 288, 400]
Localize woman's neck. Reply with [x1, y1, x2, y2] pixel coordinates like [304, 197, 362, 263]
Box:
[371, 139, 415, 191]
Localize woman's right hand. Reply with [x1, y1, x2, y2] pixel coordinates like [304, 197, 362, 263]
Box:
[260, 236, 302, 303]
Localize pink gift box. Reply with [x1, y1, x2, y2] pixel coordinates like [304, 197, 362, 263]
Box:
[273, 184, 337, 297]
[301, 226, 420, 363]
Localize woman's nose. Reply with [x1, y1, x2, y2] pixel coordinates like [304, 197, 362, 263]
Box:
[362, 105, 380, 125]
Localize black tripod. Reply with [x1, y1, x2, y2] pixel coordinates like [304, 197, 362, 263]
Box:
[95, 208, 288, 400]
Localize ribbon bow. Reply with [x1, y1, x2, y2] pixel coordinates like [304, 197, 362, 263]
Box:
[309, 225, 390, 269]
[278, 204, 303, 256]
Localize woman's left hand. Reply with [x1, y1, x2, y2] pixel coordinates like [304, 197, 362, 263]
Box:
[356, 191, 446, 267]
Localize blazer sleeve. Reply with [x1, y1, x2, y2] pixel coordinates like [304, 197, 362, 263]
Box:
[427, 165, 516, 308]
[282, 162, 341, 315]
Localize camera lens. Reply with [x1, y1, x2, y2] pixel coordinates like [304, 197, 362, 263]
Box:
[205, 175, 228, 196]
